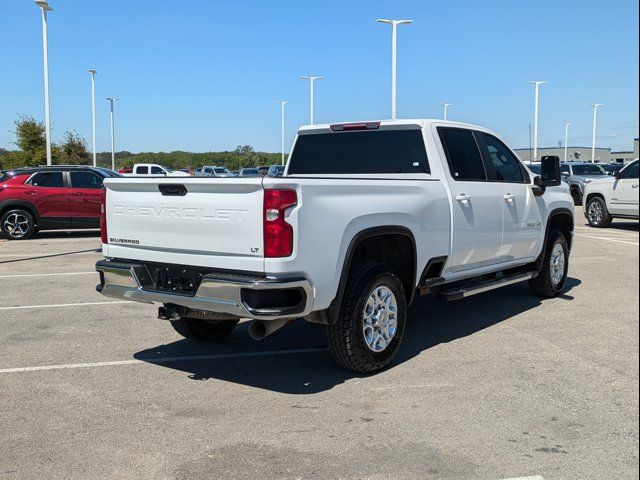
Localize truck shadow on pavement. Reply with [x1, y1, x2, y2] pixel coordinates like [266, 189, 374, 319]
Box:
[134, 277, 581, 394]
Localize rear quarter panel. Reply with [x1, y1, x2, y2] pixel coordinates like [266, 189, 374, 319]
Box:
[264, 175, 450, 310]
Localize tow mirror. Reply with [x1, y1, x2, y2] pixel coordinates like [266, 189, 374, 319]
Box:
[537, 156, 562, 187]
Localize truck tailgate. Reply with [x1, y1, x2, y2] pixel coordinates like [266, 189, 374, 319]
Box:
[102, 177, 265, 272]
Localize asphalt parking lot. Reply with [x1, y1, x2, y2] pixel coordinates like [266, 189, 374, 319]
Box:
[0, 207, 638, 480]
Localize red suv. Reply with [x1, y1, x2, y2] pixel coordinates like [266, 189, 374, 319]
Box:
[0, 166, 120, 240]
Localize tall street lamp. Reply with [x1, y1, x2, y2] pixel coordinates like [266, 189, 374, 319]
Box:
[563, 123, 571, 163]
[377, 18, 413, 120]
[300, 76, 323, 125]
[274, 100, 289, 165]
[89, 69, 97, 166]
[528, 80, 548, 162]
[35, 1, 53, 165]
[439, 103, 453, 120]
[106, 97, 118, 171]
[589, 104, 603, 163]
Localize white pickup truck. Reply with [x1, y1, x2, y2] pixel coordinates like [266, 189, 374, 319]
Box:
[96, 119, 574, 372]
[126, 164, 191, 177]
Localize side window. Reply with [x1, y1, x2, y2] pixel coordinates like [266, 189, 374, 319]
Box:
[438, 128, 486, 181]
[621, 161, 639, 179]
[29, 172, 64, 187]
[70, 172, 103, 189]
[135, 166, 149, 175]
[477, 133, 525, 183]
[151, 166, 164, 174]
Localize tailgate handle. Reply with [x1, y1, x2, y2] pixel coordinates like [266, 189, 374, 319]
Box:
[159, 184, 188, 196]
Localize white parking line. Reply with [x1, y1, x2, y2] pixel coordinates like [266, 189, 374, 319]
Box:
[0, 301, 130, 311]
[575, 233, 639, 246]
[0, 348, 329, 374]
[0, 272, 96, 279]
[499, 477, 544, 480]
[499, 476, 544, 480]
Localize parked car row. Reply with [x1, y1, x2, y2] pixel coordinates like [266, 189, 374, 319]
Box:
[528, 161, 622, 206]
[117, 164, 285, 178]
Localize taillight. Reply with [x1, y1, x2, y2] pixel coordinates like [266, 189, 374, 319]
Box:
[264, 189, 297, 258]
[100, 189, 108, 244]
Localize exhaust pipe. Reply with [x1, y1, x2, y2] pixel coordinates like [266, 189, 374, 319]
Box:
[248, 318, 291, 340]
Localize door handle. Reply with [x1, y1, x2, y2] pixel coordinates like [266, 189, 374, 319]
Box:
[504, 193, 516, 202]
[456, 194, 471, 205]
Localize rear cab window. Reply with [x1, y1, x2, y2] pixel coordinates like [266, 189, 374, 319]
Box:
[287, 128, 429, 175]
[135, 166, 149, 175]
[437, 128, 486, 181]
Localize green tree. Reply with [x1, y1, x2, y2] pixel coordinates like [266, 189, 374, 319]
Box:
[59, 130, 90, 165]
[12, 115, 47, 167]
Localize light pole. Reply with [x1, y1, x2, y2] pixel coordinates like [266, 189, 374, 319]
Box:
[300, 76, 323, 125]
[377, 18, 413, 120]
[89, 69, 97, 166]
[274, 100, 289, 165]
[35, 1, 53, 165]
[563, 123, 571, 163]
[106, 97, 118, 171]
[589, 104, 603, 163]
[439, 103, 453, 120]
[528, 80, 548, 162]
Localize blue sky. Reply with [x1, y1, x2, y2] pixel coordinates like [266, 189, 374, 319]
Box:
[1, 0, 638, 154]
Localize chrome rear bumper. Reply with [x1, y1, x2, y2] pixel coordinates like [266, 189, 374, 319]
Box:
[96, 260, 313, 321]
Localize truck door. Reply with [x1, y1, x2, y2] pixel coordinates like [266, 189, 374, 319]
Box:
[437, 127, 503, 272]
[610, 160, 639, 216]
[475, 132, 543, 262]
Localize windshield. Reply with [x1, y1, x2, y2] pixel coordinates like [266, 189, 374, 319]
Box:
[243, 169, 259, 175]
[572, 164, 605, 175]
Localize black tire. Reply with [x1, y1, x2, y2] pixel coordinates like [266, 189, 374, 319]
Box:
[170, 318, 239, 342]
[326, 262, 407, 373]
[570, 187, 583, 206]
[0, 209, 35, 240]
[586, 196, 612, 228]
[529, 229, 569, 298]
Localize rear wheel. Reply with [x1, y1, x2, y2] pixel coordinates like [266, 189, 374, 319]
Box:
[1, 209, 35, 240]
[170, 318, 239, 342]
[586, 197, 612, 228]
[326, 262, 406, 373]
[529, 229, 569, 298]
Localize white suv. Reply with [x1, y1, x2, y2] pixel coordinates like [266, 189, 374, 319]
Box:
[584, 159, 639, 227]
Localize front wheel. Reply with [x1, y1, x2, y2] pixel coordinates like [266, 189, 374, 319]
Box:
[1, 209, 35, 240]
[326, 263, 407, 373]
[586, 197, 612, 228]
[529, 229, 569, 298]
[170, 318, 239, 342]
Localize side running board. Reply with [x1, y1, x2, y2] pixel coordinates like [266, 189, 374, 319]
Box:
[438, 272, 537, 301]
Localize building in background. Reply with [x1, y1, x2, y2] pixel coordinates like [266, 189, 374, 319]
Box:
[515, 138, 638, 164]
[514, 146, 611, 163]
[610, 138, 639, 164]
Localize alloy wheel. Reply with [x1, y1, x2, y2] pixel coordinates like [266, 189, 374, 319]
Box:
[2, 213, 30, 239]
[550, 242, 566, 287]
[362, 285, 398, 353]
